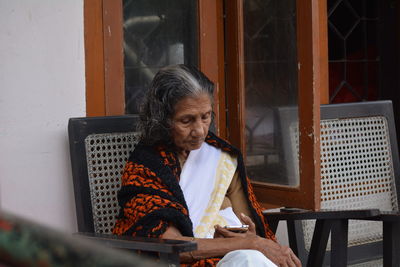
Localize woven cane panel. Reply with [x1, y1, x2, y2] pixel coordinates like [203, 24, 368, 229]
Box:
[348, 259, 383, 267]
[296, 116, 398, 251]
[85, 132, 139, 234]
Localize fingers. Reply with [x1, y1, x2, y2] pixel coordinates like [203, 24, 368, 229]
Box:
[255, 239, 302, 267]
[214, 224, 241, 238]
[240, 213, 256, 233]
[285, 247, 301, 267]
[213, 226, 223, 238]
[280, 246, 302, 267]
[291, 251, 302, 267]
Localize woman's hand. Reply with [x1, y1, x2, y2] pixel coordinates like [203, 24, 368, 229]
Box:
[214, 213, 257, 238]
[213, 213, 301, 266]
[214, 229, 301, 266]
[250, 236, 302, 267]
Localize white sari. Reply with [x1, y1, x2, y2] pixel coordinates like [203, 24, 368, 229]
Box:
[179, 142, 242, 238]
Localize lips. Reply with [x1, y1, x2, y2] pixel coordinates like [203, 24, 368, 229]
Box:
[188, 139, 204, 146]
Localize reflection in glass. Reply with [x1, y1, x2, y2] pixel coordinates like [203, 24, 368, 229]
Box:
[123, 0, 198, 114]
[243, 0, 299, 186]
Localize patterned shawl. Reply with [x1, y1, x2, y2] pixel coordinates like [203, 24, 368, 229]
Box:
[113, 131, 276, 266]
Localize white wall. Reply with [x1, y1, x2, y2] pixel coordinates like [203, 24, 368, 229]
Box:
[0, 0, 85, 233]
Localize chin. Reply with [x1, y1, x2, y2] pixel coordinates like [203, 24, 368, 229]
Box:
[188, 142, 203, 151]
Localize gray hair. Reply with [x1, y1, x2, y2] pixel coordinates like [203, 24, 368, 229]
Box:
[138, 64, 214, 145]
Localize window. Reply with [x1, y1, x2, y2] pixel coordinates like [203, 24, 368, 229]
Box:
[123, 0, 198, 114]
[225, 0, 328, 209]
[84, 0, 225, 134]
[243, 0, 299, 186]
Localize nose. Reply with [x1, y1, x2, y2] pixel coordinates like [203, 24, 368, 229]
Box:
[191, 119, 205, 138]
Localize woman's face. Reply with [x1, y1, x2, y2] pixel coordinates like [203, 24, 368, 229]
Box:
[171, 93, 212, 152]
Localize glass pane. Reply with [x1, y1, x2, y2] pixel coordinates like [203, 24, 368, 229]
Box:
[123, 0, 198, 114]
[243, 0, 299, 186]
[328, 0, 379, 103]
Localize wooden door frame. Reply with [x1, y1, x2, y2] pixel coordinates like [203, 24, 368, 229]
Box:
[225, 0, 328, 210]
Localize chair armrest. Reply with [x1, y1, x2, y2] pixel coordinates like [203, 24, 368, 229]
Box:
[358, 211, 400, 222]
[76, 232, 197, 254]
[263, 208, 380, 232]
[263, 208, 380, 221]
[380, 212, 400, 221]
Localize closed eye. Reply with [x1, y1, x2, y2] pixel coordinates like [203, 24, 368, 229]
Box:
[202, 112, 211, 120]
[180, 117, 192, 124]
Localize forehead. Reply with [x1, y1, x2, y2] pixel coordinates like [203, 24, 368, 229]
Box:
[173, 94, 212, 117]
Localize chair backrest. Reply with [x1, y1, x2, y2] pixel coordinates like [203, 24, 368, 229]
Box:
[68, 116, 140, 234]
[278, 100, 400, 264]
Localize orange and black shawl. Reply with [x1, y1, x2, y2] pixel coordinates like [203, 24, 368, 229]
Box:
[113, 131, 276, 266]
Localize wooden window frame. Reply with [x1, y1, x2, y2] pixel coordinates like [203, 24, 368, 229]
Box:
[199, 0, 227, 138]
[84, 0, 227, 138]
[225, 0, 328, 210]
[84, 0, 124, 116]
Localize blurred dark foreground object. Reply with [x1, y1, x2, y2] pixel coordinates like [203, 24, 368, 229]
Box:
[0, 211, 161, 267]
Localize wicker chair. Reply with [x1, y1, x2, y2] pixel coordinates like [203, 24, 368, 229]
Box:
[68, 115, 196, 266]
[264, 100, 400, 267]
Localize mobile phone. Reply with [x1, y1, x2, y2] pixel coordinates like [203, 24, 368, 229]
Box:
[223, 225, 249, 233]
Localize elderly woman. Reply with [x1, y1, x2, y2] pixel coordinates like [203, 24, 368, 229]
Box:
[113, 65, 301, 267]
